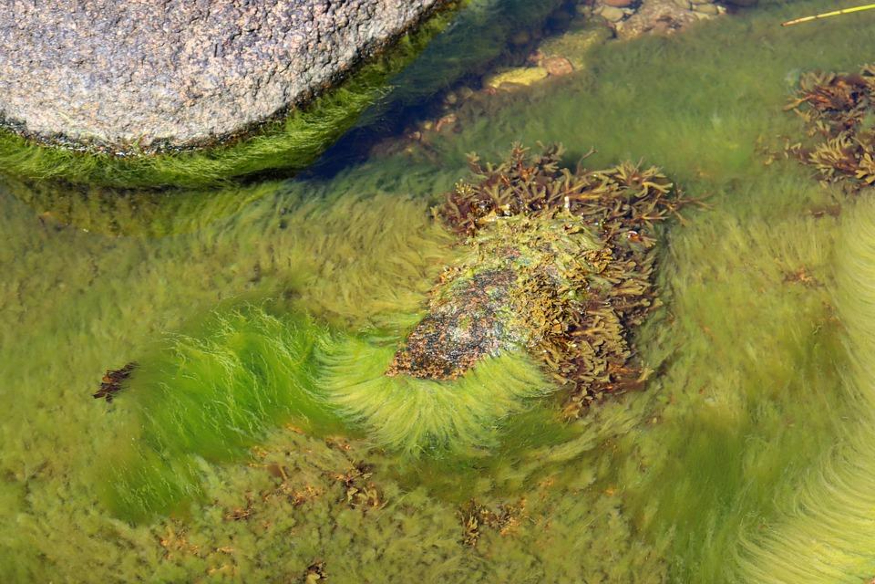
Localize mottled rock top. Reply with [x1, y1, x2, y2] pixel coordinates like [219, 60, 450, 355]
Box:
[0, 0, 448, 153]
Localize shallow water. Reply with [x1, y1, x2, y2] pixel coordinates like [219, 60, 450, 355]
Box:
[4, 0, 875, 581]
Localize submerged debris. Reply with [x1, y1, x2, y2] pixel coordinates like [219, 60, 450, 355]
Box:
[93, 362, 137, 403]
[334, 462, 383, 510]
[304, 560, 327, 583]
[459, 498, 526, 546]
[391, 144, 691, 417]
[785, 65, 875, 190]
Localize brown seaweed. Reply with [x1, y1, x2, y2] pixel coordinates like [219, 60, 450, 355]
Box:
[92, 362, 137, 403]
[785, 65, 875, 190]
[458, 498, 525, 546]
[392, 144, 692, 418]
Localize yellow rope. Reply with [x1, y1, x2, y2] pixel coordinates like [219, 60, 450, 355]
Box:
[782, 3, 875, 26]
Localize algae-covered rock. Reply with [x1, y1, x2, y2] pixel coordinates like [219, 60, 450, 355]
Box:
[483, 66, 550, 89]
[0, 0, 453, 153]
[538, 25, 612, 69]
[616, 0, 711, 39]
[0, 0, 573, 189]
[0, 7, 458, 189]
[392, 145, 692, 417]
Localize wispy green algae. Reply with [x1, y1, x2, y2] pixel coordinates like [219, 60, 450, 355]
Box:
[321, 337, 553, 456]
[734, 184, 875, 584]
[98, 307, 337, 522]
[98, 303, 552, 520]
[0, 172, 280, 237]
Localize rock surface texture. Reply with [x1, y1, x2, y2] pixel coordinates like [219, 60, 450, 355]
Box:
[0, 0, 449, 153]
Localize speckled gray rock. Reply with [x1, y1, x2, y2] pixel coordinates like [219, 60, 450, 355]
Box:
[0, 0, 450, 153]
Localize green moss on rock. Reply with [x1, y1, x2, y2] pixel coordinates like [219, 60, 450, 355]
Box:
[0, 8, 458, 190]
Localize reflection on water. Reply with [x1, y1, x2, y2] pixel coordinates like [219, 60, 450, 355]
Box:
[4, 0, 875, 582]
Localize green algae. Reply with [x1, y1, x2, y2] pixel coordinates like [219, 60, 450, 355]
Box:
[4, 0, 875, 582]
[0, 173, 280, 237]
[98, 304, 552, 520]
[735, 193, 875, 582]
[321, 337, 553, 456]
[99, 307, 338, 522]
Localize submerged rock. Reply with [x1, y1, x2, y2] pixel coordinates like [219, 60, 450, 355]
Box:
[483, 66, 550, 90]
[599, 5, 629, 22]
[0, 0, 453, 153]
[392, 145, 694, 417]
[615, 0, 718, 39]
[537, 24, 612, 69]
[543, 56, 575, 77]
[388, 269, 519, 379]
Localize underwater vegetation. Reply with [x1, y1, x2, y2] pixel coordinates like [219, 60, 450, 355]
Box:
[405, 144, 692, 417]
[100, 299, 555, 520]
[733, 192, 875, 584]
[784, 63, 875, 190]
[101, 144, 688, 517]
[10, 0, 875, 582]
[0, 172, 283, 237]
[320, 338, 553, 456]
[98, 308, 338, 521]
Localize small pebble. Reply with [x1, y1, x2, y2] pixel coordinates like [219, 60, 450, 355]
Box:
[483, 66, 549, 90]
[543, 56, 574, 77]
[599, 5, 626, 22]
[510, 30, 531, 46]
[458, 87, 475, 100]
[603, 0, 633, 6]
[435, 113, 458, 132]
[693, 3, 720, 15]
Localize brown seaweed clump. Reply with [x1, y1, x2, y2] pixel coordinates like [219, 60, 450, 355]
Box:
[459, 498, 526, 546]
[388, 144, 691, 418]
[785, 65, 875, 190]
[93, 362, 137, 403]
